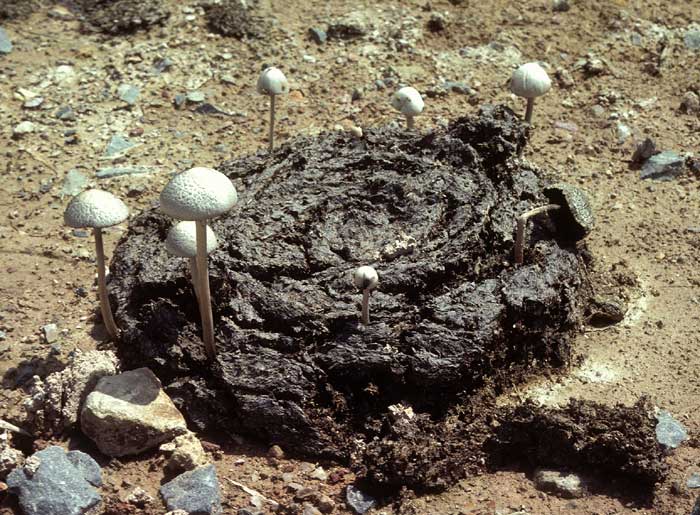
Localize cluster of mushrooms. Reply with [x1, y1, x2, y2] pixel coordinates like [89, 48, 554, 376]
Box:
[62, 61, 589, 361]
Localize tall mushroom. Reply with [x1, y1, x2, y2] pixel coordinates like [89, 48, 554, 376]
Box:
[165, 221, 218, 301]
[160, 167, 238, 359]
[510, 62, 551, 124]
[391, 86, 424, 129]
[353, 266, 379, 325]
[64, 189, 129, 340]
[256, 66, 289, 152]
[514, 183, 594, 265]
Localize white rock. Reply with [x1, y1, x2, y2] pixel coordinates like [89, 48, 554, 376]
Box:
[81, 368, 187, 456]
[0, 432, 24, 480]
[13, 121, 35, 137]
[163, 431, 209, 473]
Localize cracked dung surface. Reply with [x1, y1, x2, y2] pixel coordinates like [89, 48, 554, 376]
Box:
[109, 105, 590, 489]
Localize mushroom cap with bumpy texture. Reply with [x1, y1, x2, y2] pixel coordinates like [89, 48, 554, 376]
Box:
[257, 67, 289, 96]
[353, 265, 379, 291]
[165, 221, 218, 258]
[64, 189, 129, 229]
[160, 167, 238, 221]
[510, 62, 552, 99]
[391, 86, 424, 117]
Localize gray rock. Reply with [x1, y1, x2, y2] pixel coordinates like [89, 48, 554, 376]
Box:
[632, 137, 657, 164]
[55, 106, 76, 121]
[104, 135, 136, 158]
[13, 121, 35, 137]
[0, 27, 12, 55]
[42, 324, 59, 344]
[327, 12, 372, 40]
[186, 91, 205, 103]
[24, 97, 44, 108]
[61, 170, 88, 197]
[160, 464, 222, 515]
[552, 0, 570, 11]
[684, 29, 700, 50]
[443, 81, 474, 95]
[688, 472, 700, 489]
[309, 27, 327, 44]
[66, 451, 102, 487]
[95, 166, 152, 179]
[345, 485, 376, 514]
[655, 409, 688, 449]
[693, 495, 700, 515]
[117, 84, 140, 105]
[616, 123, 631, 144]
[174, 94, 187, 108]
[533, 469, 587, 498]
[0, 330, 6, 340]
[681, 91, 700, 113]
[80, 368, 187, 456]
[153, 57, 174, 74]
[7, 446, 101, 515]
[640, 150, 685, 181]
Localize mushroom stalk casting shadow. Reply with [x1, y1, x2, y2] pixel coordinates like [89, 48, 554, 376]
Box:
[195, 220, 216, 359]
[514, 204, 560, 265]
[94, 227, 120, 340]
[269, 94, 276, 152]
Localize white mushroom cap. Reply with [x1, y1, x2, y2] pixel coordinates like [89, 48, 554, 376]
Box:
[256, 67, 289, 96]
[510, 62, 552, 99]
[165, 221, 218, 258]
[353, 266, 379, 291]
[160, 167, 238, 221]
[391, 87, 424, 117]
[64, 189, 129, 229]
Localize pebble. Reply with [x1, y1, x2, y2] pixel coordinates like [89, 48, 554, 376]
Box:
[345, 485, 376, 515]
[42, 324, 59, 344]
[104, 135, 136, 158]
[442, 81, 474, 95]
[631, 137, 657, 164]
[684, 29, 700, 50]
[126, 487, 154, 507]
[268, 445, 284, 459]
[655, 409, 688, 449]
[687, 473, 700, 489]
[616, 123, 631, 144]
[640, 151, 685, 181]
[13, 121, 35, 138]
[160, 464, 221, 515]
[23, 97, 44, 109]
[303, 55, 317, 63]
[186, 91, 205, 103]
[153, 57, 174, 74]
[309, 466, 328, 481]
[552, 0, 570, 11]
[117, 84, 140, 105]
[0, 331, 6, 341]
[0, 28, 12, 55]
[533, 469, 587, 498]
[55, 106, 76, 121]
[590, 104, 605, 118]
[309, 28, 327, 44]
[680, 91, 700, 113]
[96, 167, 152, 179]
[61, 169, 88, 197]
[303, 504, 322, 515]
[52, 65, 76, 86]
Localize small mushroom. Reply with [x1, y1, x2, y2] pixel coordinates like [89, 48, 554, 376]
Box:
[391, 86, 424, 129]
[256, 66, 289, 152]
[160, 167, 238, 359]
[353, 266, 379, 325]
[514, 183, 594, 265]
[64, 189, 129, 340]
[510, 62, 551, 124]
[165, 221, 218, 301]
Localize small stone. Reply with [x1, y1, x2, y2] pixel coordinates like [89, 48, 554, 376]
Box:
[552, 0, 570, 11]
[684, 29, 700, 50]
[126, 486, 154, 507]
[48, 6, 75, 20]
[655, 409, 688, 449]
[117, 84, 140, 105]
[616, 123, 631, 144]
[327, 12, 372, 40]
[42, 324, 59, 344]
[52, 65, 76, 86]
[55, 106, 76, 121]
[309, 28, 327, 44]
[688, 472, 700, 489]
[681, 91, 700, 113]
[590, 104, 605, 118]
[13, 121, 35, 138]
[351, 88, 362, 101]
[160, 464, 222, 515]
[186, 91, 205, 103]
[23, 97, 44, 109]
[640, 151, 685, 181]
[442, 81, 474, 95]
[303, 504, 323, 515]
[533, 469, 587, 498]
[303, 54, 317, 63]
[632, 137, 657, 164]
[0, 331, 6, 341]
[104, 135, 136, 158]
[309, 466, 328, 481]
[95, 167, 152, 179]
[427, 13, 447, 32]
[0, 438, 24, 480]
[0, 28, 12, 55]
[316, 494, 335, 513]
[268, 445, 284, 459]
[153, 57, 174, 74]
[61, 170, 88, 197]
[345, 485, 376, 515]
[166, 431, 209, 473]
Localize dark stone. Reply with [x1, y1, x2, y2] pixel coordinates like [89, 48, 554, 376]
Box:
[631, 137, 657, 164]
[56, 106, 76, 121]
[66, 450, 103, 487]
[309, 27, 327, 44]
[427, 13, 447, 32]
[442, 81, 474, 95]
[543, 182, 595, 240]
[7, 446, 101, 515]
[109, 105, 589, 490]
[205, 0, 262, 39]
[640, 151, 685, 181]
[75, 0, 170, 35]
[160, 464, 222, 515]
[345, 485, 376, 514]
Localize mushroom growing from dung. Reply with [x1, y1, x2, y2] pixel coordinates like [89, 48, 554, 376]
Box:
[391, 86, 424, 129]
[256, 66, 289, 152]
[165, 221, 218, 301]
[64, 189, 129, 340]
[510, 62, 551, 124]
[160, 167, 238, 359]
[514, 183, 594, 265]
[353, 265, 379, 325]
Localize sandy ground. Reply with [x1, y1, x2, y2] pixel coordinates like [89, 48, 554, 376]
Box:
[0, 0, 699, 513]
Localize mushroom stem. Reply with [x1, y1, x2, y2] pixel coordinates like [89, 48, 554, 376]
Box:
[524, 98, 535, 124]
[361, 289, 371, 325]
[406, 115, 415, 129]
[195, 220, 216, 359]
[93, 227, 120, 340]
[189, 257, 200, 301]
[514, 204, 561, 265]
[268, 94, 276, 152]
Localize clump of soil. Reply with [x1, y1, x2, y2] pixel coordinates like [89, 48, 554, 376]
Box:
[0, 0, 40, 20]
[490, 397, 669, 488]
[109, 105, 590, 489]
[75, 0, 170, 35]
[204, 0, 264, 39]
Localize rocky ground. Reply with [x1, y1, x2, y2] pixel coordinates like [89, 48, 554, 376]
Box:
[0, 0, 699, 514]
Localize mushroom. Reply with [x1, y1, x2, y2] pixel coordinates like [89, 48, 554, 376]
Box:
[510, 62, 551, 124]
[514, 183, 594, 265]
[256, 66, 289, 152]
[165, 221, 218, 301]
[353, 266, 379, 325]
[391, 86, 424, 129]
[160, 167, 238, 359]
[64, 189, 129, 340]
